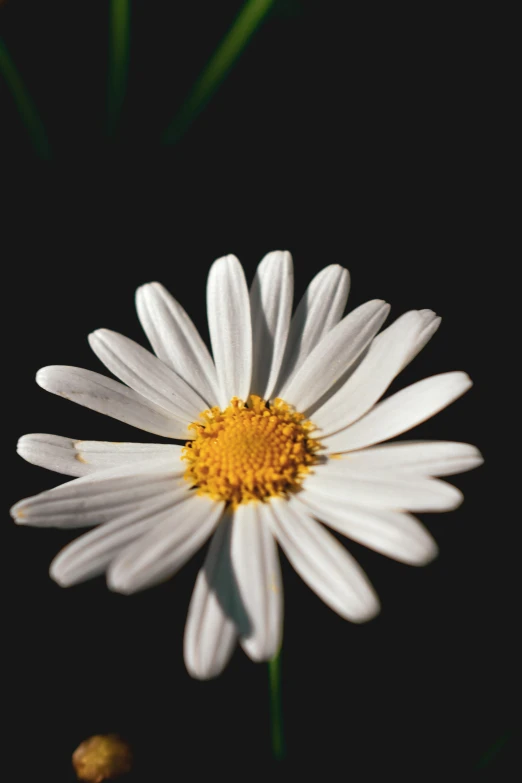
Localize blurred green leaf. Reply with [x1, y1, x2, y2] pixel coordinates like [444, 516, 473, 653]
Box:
[476, 729, 512, 770]
[107, 0, 131, 137]
[164, 0, 275, 144]
[0, 35, 50, 159]
[268, 647, 285, 760]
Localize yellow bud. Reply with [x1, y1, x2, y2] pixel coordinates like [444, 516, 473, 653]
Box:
[72, 734, 132, 783]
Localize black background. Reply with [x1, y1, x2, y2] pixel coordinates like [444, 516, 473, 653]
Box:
[1, 1, 514, 779]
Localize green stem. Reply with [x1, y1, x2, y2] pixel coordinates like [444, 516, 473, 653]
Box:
[107, 0, 131, 136]
[476, 730, 512, 769]
[268, 647, 285, 760]
[163, 0, 274, 144]
[0, 36, 51, 159]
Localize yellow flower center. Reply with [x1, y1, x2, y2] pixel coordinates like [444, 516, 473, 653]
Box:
[182, 395, 321, 506]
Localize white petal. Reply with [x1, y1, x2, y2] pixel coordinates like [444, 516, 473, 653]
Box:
[281, 300, 390, 412]
[304, 466, 463, 512]
[50, 487, 191, 586]
[267, 496, 379, 622]
[55, 454, 184, 485]
[107, 495, 224, 593]
[249, 251, 293, 400]
[17, 433, 182, 477]
[36, 366, 190, 439]
[17, 434, 89, 477]
[206, 254, 252, 407]
[136, 282, 219, 406]
[312, 311, 423, 435]
[231, 503, 283, 662]
[11, 466, 183, 527]
[331, 441, 484, 477]
[295, 493, 438, 566]
[323, 371, 473, 453]
[184, 513, 239, 680]
[71, 440, 182, 471]
[89, 329, 206, 423]
[273, 264, 350, 397]
[402, 309, 441, 369]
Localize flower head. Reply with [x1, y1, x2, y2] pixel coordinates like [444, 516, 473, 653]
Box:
[182, 395, 321, 505]
[11, 251, 482, 679]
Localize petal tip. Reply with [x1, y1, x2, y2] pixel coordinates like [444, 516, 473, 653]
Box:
[49, 561, 72, 587]
[184, 662, 216, 681]
[106, 571, 130, 594]
[418, 308, 438, 321]
[211, 253, 240, 270]
[136, 281, 165, 300]
[324, 263, 349, 276]
[183, 649, 227, 680]
[444, 484, 465, 511]
[10, 501, 28, 524]
[35, 366, 53, 389]
[454, 370, 473, 387]
[88, 328, 110, 345]
[422, 542, 440, 566]
[351, 596, 381, 624]
[16, 435, 32, 457]
[410, 538, 440, 567]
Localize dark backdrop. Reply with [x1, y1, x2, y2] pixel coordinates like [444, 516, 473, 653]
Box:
[2, 1, 513, 779]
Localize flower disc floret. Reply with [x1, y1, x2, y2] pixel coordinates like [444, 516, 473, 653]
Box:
[182, 395, 321, 506]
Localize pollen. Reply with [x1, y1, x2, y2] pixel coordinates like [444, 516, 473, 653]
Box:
[182, 395, 322, 506]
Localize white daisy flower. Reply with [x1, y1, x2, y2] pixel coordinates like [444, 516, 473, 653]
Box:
[11, 251, 482, 679]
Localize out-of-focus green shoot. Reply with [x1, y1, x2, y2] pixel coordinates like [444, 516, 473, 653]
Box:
[476, 730, 512, 769]
[0, 36, 51, 159]
[268, 647, 285, 760]
[163, 0, 275, 144]
[107, 0, 131, 137]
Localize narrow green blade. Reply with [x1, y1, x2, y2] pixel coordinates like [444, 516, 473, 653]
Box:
[0, 36, 51, 159]
[164, 0, 274, 144]
[107, 0, 131, 136]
